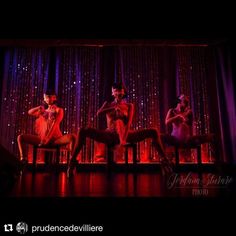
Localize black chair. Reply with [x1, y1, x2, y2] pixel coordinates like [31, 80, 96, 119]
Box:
[174, 143, 202, 167]
[32, 145, 71, 170]
[161, 133, 204, 167]
[106, 143, 138, 167]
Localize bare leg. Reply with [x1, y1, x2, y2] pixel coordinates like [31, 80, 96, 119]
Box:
[67, 127, 119, 177]
[53, 134, 76, 152]
[188, 134, 215, 146]
[188, 134, 219, 164]
[127, 128, 173, 175]
[17, 134, 41, 162]
[160, 134, 179, 146]
[127, 128, 166, 157]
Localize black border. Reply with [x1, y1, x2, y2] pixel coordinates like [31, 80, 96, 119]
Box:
[1, 4, 236, 234]
[1, 197, 235, 234]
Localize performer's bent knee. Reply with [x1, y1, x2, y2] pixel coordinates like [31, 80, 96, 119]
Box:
[149, 128, 159, 137]
[17, 134, 23, 142]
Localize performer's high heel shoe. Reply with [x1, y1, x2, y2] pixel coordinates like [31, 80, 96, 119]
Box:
[20, 158, 28, 165]
[18, 157, 28, 175]
[66, 159, 78, 178]
[160, 156, 174, 177]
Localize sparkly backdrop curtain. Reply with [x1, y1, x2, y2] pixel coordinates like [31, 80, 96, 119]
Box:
[0, 48, 50, 157]
[54, 47, 103, 163]
[215, 44, 236, 163]
[116, 47, 175, 162]
[118, 46, 217, 163]
[0, 44, 230, 163]
[175, 47, 217, 163]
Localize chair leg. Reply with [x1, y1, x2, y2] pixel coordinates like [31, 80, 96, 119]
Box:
[107, 146, 114, 168]
[66, 150, 70, 166]
[33, 146, 37, 170]
[175, 147, 179, 167]
[197, 145, 202, 166]
[132, 144, 137, 165]
[52, 147, 60, 171]
[56, 148, 60, 165]
[125, 147, 129, 166]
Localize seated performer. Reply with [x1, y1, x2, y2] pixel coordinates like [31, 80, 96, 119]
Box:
[163, 94, 214, 160]
[17, 89, 75, 165]
[67, 82, 172, 177]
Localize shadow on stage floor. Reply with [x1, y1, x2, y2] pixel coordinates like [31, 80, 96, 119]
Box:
[2, 163, 235, 197]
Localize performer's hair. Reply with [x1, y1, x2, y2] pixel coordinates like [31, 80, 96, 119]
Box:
[177, 94, 189, 106]
[43, 89, 58, 107]
[44, 89, 57, 96]
[112, 82, 127, 98]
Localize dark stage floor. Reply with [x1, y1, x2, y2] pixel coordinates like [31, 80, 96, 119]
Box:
[1, 164, 235, 235]
[3, 164, 236, 197]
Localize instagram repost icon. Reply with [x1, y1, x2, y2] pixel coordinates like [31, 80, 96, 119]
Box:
[4, 224, 13, 232]
[16, 222, 28, 234]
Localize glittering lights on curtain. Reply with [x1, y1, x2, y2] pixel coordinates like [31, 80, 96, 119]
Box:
[0, 45, 217, 164]
[0, 48, 49, 157]
[176, 47, 215, 163]
[55, 47, 102, 163]
[117, 47, 162, 162]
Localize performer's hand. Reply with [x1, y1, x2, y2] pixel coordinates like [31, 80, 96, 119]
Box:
[44, 138, 50, 145]
[39, 140, 45, 146]
[39, 138, 49, 146]
[116, 145, 125, 160]
[177, 114, 186, 122]
[180, 115, 187, 122]
[38, 105, 45, 114]
[119, 136, 127, 145]
[115, 105, 121, 111]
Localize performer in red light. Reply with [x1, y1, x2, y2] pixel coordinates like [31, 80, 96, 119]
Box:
[17, 90, 76, 164]
[164, 94, 214, 145]
[67, 82, 172, 177]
